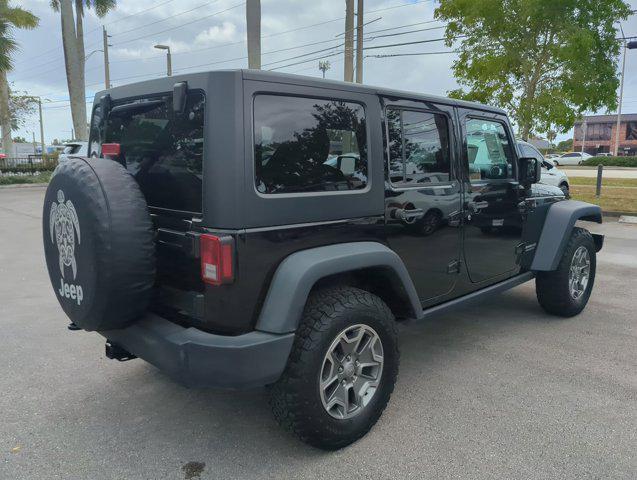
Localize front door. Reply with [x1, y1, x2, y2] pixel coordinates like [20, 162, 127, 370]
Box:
[383, 101, 463, 303]
[459, 110, 524, 284]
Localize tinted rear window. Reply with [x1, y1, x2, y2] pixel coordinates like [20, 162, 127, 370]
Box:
[253, 95, 368, 195]
[104, 91, 205, 213]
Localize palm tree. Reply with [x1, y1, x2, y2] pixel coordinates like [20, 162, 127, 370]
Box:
[51, 0, 115, 141]
[0, 1, 38, 157]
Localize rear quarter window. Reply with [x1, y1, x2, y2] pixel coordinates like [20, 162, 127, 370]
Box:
[253, 94, 368, 195]
[104, 91, 205, 214]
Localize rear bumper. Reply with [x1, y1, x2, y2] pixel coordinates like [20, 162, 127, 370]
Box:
[99, 313, 295, 389]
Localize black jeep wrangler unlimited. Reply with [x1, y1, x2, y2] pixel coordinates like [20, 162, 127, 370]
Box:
[43, 70, 603, 449]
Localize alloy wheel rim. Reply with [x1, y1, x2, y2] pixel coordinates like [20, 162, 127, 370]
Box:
[569, 245, 590, 299]
[319, 324, 384, 419]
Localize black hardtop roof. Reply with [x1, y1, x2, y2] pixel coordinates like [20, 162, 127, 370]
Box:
[95, 69, 506, 116]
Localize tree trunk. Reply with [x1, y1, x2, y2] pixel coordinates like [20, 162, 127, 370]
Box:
[0, 71, 13, 157]
[60, 0, 87, 140]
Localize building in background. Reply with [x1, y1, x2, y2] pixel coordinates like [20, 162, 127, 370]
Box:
[573, 114, 637, 156]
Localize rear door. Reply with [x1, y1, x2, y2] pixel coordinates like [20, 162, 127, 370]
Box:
[92, 90, 207, 324]
[458, 109, 523, 284]
[383, 99, 463, 303]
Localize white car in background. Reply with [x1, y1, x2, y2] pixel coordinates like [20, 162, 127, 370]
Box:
[553, 151, 592, 166]
[518, 140, 570, 197]
[58, 141, 88, 163]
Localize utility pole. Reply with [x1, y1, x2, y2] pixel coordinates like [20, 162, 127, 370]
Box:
[31, 131, 37, 156]
[355, 0, 364, 83]
[344, 0, 354, 82]
[38, 98, 44, 154]
[246, 0, 261, 69]
[103, 27, 111, 89]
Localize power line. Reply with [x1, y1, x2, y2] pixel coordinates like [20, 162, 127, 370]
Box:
[107, 0, 221, 38]
[111, 2, 245, 47]
[86, 0, 178, 34]
[365, 50, 456, 58]
[15, 0, 433, 74]
[363, 36, 456, 51]
[270, 51, 344, 72]
[365, 19, 441, 35]
[367, 25, 446, 40]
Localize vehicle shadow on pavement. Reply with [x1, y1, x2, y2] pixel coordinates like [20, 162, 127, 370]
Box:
[42, 285, 557, 477]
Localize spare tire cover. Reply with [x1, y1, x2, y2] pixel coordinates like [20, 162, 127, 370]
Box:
[42, 157, 155, 331]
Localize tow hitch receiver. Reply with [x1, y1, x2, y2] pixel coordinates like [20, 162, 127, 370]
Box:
[105, 341, 137, 361]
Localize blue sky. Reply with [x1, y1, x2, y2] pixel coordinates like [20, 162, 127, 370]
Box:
[9, 0, 637, 143]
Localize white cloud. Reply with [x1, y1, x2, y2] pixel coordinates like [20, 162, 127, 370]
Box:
[195, 22, 238, 45]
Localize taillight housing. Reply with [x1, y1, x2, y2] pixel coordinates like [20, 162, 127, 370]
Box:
[101, 143, 121, 159]
[200, 234, 234, 286]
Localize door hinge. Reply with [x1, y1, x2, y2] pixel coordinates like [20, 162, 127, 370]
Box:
[447, 259, 461, 274]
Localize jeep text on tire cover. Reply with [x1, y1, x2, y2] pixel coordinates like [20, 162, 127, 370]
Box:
[42, 70, 603, 449]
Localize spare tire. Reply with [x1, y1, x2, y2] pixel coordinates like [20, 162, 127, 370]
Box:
[42, 157, 155, 331]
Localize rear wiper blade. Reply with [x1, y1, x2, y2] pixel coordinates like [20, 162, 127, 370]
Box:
[110, 99, 164, 117]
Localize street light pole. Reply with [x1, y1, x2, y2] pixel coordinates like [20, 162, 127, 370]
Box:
[614, 40, 637, 156]
[614, 41, 627, 156]
[154, 44, 172, 76]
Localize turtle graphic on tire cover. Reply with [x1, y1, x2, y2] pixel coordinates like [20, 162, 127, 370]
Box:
[49, 189, 81, 280]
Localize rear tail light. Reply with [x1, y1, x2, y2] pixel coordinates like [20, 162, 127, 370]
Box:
[101, 143, 121, 159]
[200, 234, 234, 286]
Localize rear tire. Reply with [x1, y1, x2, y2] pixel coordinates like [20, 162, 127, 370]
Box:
[269, 286, 399, 450]
[559, 182, 570, 198]
[536, 228, 596, 317]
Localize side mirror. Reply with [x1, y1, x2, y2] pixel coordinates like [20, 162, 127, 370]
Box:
[518, 157, 542, 186]
[173, 81, 188, 114]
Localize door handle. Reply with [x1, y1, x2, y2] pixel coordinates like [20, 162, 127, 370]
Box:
[467, 201, 488, 214]
[391, 207, 425, 222]
[398, 208, 424, 221]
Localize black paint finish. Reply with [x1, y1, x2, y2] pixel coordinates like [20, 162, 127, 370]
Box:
[92, 71, 564, 335]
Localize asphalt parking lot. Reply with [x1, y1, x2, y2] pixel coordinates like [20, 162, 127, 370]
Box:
[1, 186, 636, 480]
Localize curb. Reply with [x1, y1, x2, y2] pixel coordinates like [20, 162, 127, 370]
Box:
[603, 210, 637, 218]
[0, 183, 48, 189]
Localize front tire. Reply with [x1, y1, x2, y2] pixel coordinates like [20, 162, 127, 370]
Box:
[536, 228, 596, 317]
[269, 286, 399, 450]
[559, 182, 570, 198]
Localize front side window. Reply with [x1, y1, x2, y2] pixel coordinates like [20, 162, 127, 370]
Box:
[104, 91, 205, 213]
[386, 108, 451, 186]
[466, 118, 515, 180]
[254, 95, 368, 194]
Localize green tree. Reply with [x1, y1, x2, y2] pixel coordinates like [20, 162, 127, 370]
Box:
[50, 0, 116, 141]
[435, 0, 631, 140]
[557, 138, 573, 151]
[0, 1, 38, 156]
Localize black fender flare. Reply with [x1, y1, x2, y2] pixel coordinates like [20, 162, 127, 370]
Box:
[531, 200, 602, 271]
[255, 242, 421, 334]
